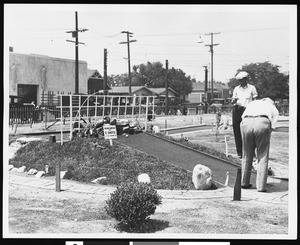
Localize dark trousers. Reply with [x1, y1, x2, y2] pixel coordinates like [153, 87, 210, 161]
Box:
[232, 105, 246, 156]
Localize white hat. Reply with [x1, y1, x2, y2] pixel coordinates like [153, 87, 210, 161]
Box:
[235, 71, 249, 80]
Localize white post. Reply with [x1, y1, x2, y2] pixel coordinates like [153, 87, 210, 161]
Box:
[60, 94, 63, 145]
[225, 172, 229, 186]
[225, 135, 229, 157]
[138, 96, 141, 120]
[152, 96, 155, 122]
[103, 95, 106, 118]
[145, 96, 149, 130]
[117, 96, 120, 118]
[87, 95, 90, 118]
[109, 138, 113, 146]
[78, 95, 81, 132]
[69, 95, 73, 140]
[131, 96, 134, 120]
[95, 95, 98, 121]
[110, 96, 113, 118]
[125, 96, 128, 118]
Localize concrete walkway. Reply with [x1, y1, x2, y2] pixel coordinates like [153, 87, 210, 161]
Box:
[9, 171, 288, 205]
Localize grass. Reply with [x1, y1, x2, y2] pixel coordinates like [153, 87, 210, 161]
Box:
[9, 136, 196, 190]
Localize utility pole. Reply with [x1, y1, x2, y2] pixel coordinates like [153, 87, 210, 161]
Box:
[205, 32, 219, 103]
[120, 31, 137, 94]
[103, 48, 108, 95]
[203, 65, 208, 113]
[66, 11, 88, 94]
[165, 60, 169, 115]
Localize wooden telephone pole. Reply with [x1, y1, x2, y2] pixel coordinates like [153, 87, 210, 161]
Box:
[66, 11, 88, 94]
[119, 31, 137, 94]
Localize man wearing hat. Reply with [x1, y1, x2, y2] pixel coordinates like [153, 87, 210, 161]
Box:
[240, 98, 279, 192]
[231, 71, 258, 158]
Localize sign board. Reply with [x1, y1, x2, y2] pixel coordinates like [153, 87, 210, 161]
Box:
[103, 124, 117, 140]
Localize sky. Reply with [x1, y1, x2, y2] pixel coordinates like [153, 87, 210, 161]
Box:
[4, 4, 296, 83]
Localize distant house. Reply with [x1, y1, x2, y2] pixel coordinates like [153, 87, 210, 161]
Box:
[187, 82, 230, 104]
[87, 69, 111, 94]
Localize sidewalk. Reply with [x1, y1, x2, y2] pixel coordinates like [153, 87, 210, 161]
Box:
[9, 171, 288, 205]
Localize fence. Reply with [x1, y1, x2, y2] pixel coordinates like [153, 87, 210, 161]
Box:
[9, 105, 42, 125]
[58, 94, 157, 144]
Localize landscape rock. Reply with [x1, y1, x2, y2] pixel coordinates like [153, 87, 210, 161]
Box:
[9, 165, 14, 171]
[17, 166, 26, 173]
[35, 171, 46, 178]
[192, 164, 213, 190]
[60, 171, 66, 179]
[91, 177, 107, 184]
[28, 169, 38, 175]
[153, 126, 160, 134]
[11, 167, 19, 172]
[138, 173, 151, 184]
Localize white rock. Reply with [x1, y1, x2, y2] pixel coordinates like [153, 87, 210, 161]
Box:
[17, 166, 26, 173]
[11, 167, 18, 172]
[16, 137, 42, 143]
[60, 171, 66, 179]
[35, 171, 45, 178]
[138, 173, 151, 184]
[9, 165, 14, 171]
[28, 169, 38, 175]
[192, 164, 213, 190]
[91, 176, 107, 184]
[153, 126, 160, 134]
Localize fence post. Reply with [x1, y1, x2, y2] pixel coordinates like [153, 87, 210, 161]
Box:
[69, 95, 73, 140]
[110, 96, 113, 118]
[44, 108, 47, 129]
[125, 96, 128, 118]
[95, 95, 98, 121]
[60, 94, 63, 145]
[145, 96, 149, 130]
[78, 95, 81, 133]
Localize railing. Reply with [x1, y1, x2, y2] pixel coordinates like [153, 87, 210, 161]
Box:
[9, 105, 42, 125]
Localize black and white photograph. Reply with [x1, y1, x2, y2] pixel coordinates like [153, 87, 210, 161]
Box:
[2, 3, 297, 240]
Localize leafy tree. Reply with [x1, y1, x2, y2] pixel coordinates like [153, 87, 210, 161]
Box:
[132, 61, 193, 98]
[228, 62, 289, 100]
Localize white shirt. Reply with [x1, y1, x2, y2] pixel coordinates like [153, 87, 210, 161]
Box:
[232, 84, 258, 107]
[241, 99, 279, 129]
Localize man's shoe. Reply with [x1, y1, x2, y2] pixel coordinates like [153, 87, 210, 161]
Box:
[258, 189, 267, 192]
[241, 184, 253, 189]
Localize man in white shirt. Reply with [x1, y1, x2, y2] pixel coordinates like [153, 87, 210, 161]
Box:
[240, 98, 279, 192]
[231, 71, 258, 158]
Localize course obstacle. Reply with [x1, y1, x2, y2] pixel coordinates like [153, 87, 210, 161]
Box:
[57, 94, 156, 145]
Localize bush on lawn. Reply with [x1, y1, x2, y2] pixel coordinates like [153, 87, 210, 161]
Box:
[105, 182, 162, 232]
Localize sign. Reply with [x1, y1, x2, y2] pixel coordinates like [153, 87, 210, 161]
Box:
[103, 124, 117, 140]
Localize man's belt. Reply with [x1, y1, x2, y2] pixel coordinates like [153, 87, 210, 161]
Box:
[244, 115, 269, 119]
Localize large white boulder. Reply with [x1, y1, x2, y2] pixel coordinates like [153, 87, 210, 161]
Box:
[192, 164, 213, 190]
[138, 173, 151, 184]
[28, 169, 38, 175]
[35, 171, 45, 178]
[17, 166, 26, 173]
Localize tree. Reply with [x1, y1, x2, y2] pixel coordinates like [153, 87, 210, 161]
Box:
[228, 62, 289, 100]
[132, 61, 193, 99]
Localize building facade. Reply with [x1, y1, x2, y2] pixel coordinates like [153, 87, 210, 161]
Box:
[9, 51, 88, 105]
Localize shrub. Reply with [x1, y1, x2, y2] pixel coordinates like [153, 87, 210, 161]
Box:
[105, 182, 162, 232]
